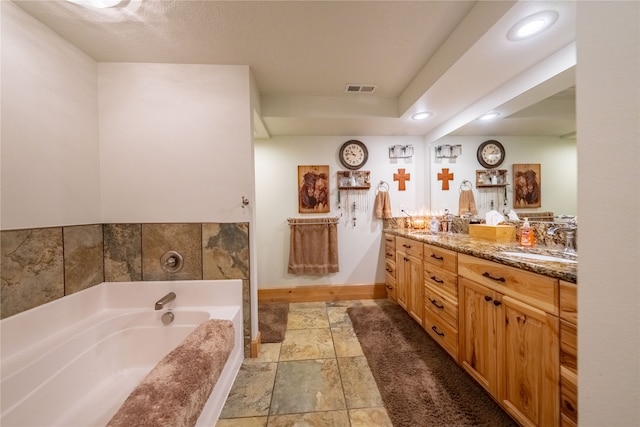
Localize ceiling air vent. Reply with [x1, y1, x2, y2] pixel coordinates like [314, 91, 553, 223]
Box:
[345, 84, 377, 94]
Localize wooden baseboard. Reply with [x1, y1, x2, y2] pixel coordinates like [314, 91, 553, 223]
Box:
[250, 331, 261, 358]
[258, 283, 387, 303]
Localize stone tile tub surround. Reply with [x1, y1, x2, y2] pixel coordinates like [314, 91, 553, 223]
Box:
[1, 222, 251, 343]
[0, 280, 244, 426]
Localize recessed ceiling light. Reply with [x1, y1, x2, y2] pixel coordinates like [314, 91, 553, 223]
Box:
[411, 111, 433, 120]
[478, 111, 500, 121]
[507, 10, 558, 41]
[66, 0, 122, 8]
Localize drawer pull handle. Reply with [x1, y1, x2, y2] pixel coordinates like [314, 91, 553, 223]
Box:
[430, 299, 444, 309]
[484, 295, 493, 302]
[430, 275, 444, 284]
[430, 253, 444, 260]
[386, 267, 392, 272]
[386, 252, 393, 257]
[563, 400, 575, 412]
[403, 244, 411, 248]
[431, 325, 445, 337]
[482, 272, 506, 282]
[493, 300, 502, 307]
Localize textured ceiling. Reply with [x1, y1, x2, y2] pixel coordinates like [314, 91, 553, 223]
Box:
[13, 0, 576, 139]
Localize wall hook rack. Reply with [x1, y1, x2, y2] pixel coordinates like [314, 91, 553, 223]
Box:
[241, 196, 249, 208]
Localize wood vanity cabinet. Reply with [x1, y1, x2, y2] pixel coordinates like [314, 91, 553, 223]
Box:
[423, 244, 459, 360]
[559, 280, 578, 427]
[395, 236, 423, 324]
[458, 254, 560, 427]
[383, 234, 397, 301]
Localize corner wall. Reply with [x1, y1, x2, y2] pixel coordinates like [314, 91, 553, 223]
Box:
[577, 2, 640, 425]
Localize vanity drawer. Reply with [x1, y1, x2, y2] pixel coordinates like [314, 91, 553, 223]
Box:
[424, 308, 458, 360]
[396, 236, 423, 259]
[458, 253, 558, 314]
[560, 280, 577, 324]
[560, 366, 578, 426]
[385, 259, 396, 278]
[385, 274, 397, 301]
[560, 319, 577, 372]
[384, 245, 396, 262]
[383, 233, 396, 249]
[424, 284, 458, 330]
[423, 244, 457, 273]
[424, 264, 458, 298]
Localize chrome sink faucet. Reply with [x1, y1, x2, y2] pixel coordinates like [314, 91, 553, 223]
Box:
[155, 292, 176, 310]
[547, 217, 578, 254]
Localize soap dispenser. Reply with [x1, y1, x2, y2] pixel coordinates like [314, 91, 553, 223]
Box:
[520, 218, 535, 247]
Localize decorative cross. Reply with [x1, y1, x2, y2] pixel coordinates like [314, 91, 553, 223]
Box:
[437, 168, 454, 190]
[393, 168, 411, 191]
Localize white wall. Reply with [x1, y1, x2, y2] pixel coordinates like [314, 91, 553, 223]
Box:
[577, 2, 639, 426]
[255, 136, 424, 288]
[98, 63, 254, 223]
[1, 2, 101, 230]
[429, 135, 577, 218]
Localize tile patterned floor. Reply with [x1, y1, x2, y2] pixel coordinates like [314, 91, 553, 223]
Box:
[216, 300, 394, 427]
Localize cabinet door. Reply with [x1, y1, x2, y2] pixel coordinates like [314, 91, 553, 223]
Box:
[498, 295, 559, 427]
[396, 250, 408, 310]
[459, 277, 498, 394]
[406, 254, 424, 324]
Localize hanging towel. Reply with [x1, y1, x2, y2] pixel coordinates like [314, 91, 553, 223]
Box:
[458, 189, 478, 216]
[288, 218, 339, 274]
[374, 191, 393, 219]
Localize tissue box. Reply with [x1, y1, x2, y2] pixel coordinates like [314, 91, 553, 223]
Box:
[469, 224, 516, 243]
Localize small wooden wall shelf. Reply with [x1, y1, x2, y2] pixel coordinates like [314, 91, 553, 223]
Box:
[476, 169, 507, 187]
[338, 171, 371, 189]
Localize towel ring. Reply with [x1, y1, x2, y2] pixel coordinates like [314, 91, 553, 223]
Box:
[460, 180, 473, 192]
[376, 181, 389, 194]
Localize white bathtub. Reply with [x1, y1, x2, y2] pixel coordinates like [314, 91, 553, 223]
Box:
[0, 280, 244, 427]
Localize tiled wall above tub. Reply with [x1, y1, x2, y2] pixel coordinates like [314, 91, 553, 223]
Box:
[1, 222, 250, 320]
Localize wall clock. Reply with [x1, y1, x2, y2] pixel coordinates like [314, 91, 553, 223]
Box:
[338, 140, 368, 170]
[477, 139, 505, 169]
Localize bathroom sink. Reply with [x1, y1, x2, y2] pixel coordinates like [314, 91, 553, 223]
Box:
[499, 251, 577, 264]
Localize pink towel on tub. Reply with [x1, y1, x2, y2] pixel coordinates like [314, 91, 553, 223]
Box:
[107, 319, 234, 427]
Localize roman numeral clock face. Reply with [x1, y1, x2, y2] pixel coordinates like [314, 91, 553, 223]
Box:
[477, 140, 505, 169]
[339, 140, 368, 170]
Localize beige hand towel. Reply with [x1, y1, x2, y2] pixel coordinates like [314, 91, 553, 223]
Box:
[458, 189, 478, 216]
[374, 191, 393, 219]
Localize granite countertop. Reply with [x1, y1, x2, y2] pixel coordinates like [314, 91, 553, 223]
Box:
[385, 229, 577, 284]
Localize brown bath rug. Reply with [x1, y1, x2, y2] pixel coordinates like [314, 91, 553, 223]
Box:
[258, 302, 289, 343]
[347, 303, 517, 427]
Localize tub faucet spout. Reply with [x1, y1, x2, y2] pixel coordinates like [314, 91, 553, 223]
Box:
[155, 292, 176, 310]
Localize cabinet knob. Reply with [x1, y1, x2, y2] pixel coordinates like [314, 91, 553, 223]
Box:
[493, 300, 502, 306]
[484, 295, 493, 302]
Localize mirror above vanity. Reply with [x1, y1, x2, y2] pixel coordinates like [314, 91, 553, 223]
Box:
[429, 69, 577, 222]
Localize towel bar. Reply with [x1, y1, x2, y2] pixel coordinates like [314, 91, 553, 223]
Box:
[287, 217, 339, 225]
